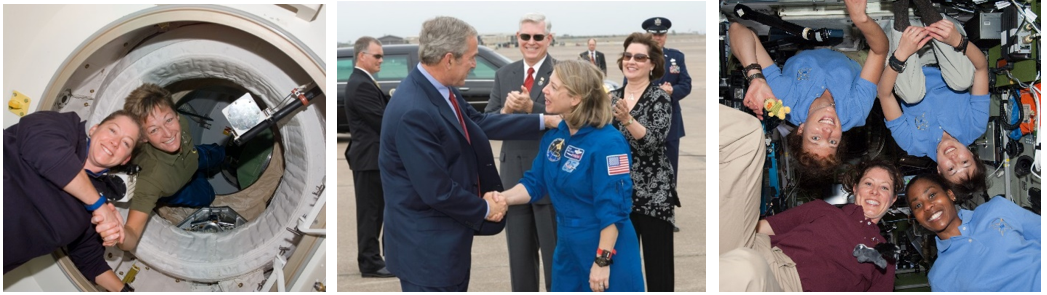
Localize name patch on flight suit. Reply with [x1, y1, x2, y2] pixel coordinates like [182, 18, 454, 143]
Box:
[565, 145, 584, 161]
[547, 138, 565, 162]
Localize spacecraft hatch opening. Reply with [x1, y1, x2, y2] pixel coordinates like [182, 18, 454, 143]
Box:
[11, 6, 328, 291]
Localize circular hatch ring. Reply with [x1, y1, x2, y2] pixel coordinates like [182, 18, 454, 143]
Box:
[44, 5, 326, 289]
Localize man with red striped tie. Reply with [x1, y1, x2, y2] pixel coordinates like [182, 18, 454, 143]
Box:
[380, 16, 561, 292]
[486, 12, 559, 292]
[579, 38, 607, 75]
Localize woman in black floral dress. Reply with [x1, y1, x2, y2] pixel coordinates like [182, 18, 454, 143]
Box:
[608, 32, 677, 291]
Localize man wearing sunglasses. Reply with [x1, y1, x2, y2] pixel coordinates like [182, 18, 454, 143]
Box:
[642, 16, 690, 224]
[344, 36, 395, 279]
[485, 12, 558, 292]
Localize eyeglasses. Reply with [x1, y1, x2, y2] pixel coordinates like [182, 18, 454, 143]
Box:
[519, 33, 546, 42]
[366, 52, 387, 59]
[621, 52, 650, 62]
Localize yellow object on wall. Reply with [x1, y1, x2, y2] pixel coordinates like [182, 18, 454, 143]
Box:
[8, 90, 31, 117]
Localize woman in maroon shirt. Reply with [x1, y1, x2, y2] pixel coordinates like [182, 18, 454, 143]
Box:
[721, 159, 902, 291]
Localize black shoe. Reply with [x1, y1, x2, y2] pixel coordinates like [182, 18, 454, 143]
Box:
[673, 225, 681, 233]
[892, 0, 911, 31]
[912, 0, 942, 25]
[361, 267, 396, 278]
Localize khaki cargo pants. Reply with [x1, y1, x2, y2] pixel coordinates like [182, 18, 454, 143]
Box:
[718, 105, 802, 292]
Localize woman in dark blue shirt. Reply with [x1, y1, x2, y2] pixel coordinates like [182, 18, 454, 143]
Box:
[4, 111, 138, 291]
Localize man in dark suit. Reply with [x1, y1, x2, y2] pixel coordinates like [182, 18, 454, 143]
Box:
[485, 12, 557, 292]
[380, 16, 560, 292]
[344, 36, 395, 278]
[579, 38, 607, 74]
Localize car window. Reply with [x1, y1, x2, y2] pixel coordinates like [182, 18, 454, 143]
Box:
[336, 57, 354, 82]
[469, 57, 498, 79]
[373, 55, 409, 81]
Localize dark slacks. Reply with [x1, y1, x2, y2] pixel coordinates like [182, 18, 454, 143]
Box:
[632, 213, 675, 292]
[353, 169, 386, 273]
[505, 202, 557, 291]
[400, 274, 470, 291]
[158, 143, 225, 207]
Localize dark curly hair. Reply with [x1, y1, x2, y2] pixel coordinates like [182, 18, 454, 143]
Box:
[616, 32, 665, 81]
[904, 173, 962, 204]
[786, 130, 845, 183]
[842, 158, 904, 197]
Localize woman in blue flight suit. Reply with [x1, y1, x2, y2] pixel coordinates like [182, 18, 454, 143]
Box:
[496, 60, 644, 292]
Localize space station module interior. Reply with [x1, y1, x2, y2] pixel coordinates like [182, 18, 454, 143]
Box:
[4, 5, 328, 292]
[719, 0, 1040, 291]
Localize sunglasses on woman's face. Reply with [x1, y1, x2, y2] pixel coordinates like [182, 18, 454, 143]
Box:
[519, 33, 546, 42]
[622, 52, 650, 62]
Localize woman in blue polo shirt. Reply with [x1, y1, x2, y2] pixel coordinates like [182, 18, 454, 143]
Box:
[728, 0, 889, 180]
[878, 25, 990, 198]
[495, 60, 644, 292]
[905, 174, 1040, 291]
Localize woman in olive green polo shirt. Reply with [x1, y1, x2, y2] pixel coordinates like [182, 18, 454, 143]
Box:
[117, 84, 225, 251]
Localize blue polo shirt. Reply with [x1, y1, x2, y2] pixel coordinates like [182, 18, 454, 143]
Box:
[885, 67, 990, 161]
[928, 197, 1041, 291]
[765, 48, 877, 131]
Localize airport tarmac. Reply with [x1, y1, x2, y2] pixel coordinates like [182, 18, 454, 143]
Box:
[336, 34, 706, 291]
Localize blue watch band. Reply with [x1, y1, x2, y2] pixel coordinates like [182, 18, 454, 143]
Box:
[85, 194, 106, 211]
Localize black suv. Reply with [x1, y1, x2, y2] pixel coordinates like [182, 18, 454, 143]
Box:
[337, 44, 512, 133]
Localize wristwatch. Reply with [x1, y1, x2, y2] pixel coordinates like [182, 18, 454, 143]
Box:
[745, 72, 765, 83]
[742, 63, 763, 75]
[954, 35, 968, 53]
[594, 249, 615, 267]
[888, 54, 906, 73]
[85, 193, 108, 211]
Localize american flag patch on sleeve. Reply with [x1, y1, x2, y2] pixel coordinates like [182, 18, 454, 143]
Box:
[606, 154, 630, 175]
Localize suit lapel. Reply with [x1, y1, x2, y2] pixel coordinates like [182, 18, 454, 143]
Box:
[356, 68, 388, 102]
[454, 87, 487, 146]
[529, 56, 555, 110]
[410, 69, 471, 142]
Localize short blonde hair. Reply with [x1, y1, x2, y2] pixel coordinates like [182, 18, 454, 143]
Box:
[554, 60, 612, 129]
[123, 83, 174, 124]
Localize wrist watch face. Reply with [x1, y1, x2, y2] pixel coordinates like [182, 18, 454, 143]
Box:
[889, 56, 905, 72]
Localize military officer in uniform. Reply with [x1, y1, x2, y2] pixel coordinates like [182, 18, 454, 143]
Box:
[642, 16, 689, 231]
